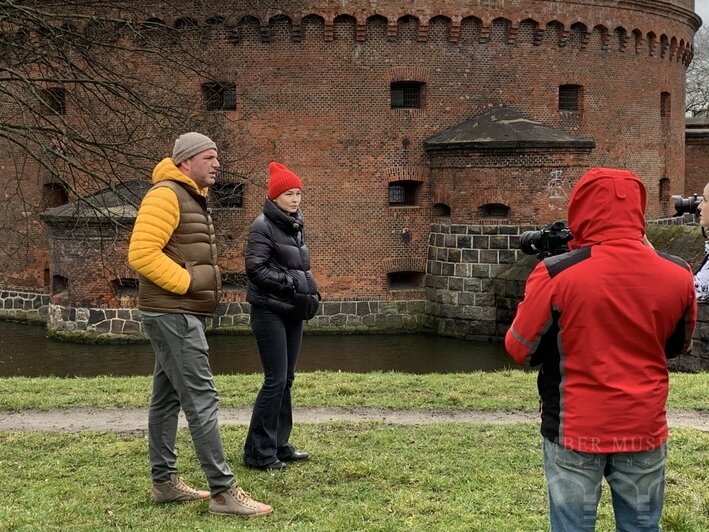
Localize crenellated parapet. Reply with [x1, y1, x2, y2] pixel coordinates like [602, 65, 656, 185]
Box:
[3, 1, 699, 66]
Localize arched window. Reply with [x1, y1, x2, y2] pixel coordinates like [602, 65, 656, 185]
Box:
[478, 203, 510, 218]
[110, 278, 139, 297]
[659, 178, 670, 216]
[221, 272, 248, 291]
[40, 87, 66, 115]
[42, 182, 68, 209]
[387, 271, 425, 290]
[432, 203, 451, 218]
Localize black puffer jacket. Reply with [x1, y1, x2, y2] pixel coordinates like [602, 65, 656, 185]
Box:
[246, 199, 319, 320]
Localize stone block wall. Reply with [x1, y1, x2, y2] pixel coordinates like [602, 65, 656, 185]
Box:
[428, 220, 709, 371]
[41, 298, 429, 343]
[426, 223, 529, 340]
[0, 290, 50, 323]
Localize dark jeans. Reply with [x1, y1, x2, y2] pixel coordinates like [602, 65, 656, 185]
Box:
[243, 306, 303, 466]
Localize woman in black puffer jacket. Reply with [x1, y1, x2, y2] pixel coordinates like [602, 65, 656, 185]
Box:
[243, 162, 320, 471]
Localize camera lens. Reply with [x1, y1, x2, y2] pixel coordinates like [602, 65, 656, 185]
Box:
[672, 194, 704, 216]
[520, 231, 542, 255]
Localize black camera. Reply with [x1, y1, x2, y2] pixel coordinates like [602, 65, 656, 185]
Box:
[520, 221, 573, 258]
[671, 194, 703, 216]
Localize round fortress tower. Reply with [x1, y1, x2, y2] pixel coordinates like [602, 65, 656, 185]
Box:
[0, 0, 702, 309]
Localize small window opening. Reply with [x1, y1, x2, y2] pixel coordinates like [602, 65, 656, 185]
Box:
[110, 278, 139, 297]
[52, 275, 68, 295]
[389, 181, 419, 206]
[221, 271, 248, 291]
[479, 203, 510, 218]
[212, 170, 244, 208]
[660, 93, 671, 118]
[42, 182, 69, 209]
[202, 82, 236, 111]
[51, 274, 69, 304]
[558, 85, 581, 112]
[391, 82, 424, 109]
[41, 87, 66, 115]
[432, 203, 451, 218]
[387, 271, 425, 290]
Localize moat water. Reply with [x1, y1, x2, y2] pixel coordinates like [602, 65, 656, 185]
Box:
[0, 320, 514, 377]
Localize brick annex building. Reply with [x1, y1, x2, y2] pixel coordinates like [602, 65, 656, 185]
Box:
[0, 0, 704, 340]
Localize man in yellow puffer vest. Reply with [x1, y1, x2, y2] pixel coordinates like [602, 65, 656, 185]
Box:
[128, 132, 272, 518]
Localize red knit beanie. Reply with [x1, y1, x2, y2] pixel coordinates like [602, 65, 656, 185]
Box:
[267, 162, 302, 200]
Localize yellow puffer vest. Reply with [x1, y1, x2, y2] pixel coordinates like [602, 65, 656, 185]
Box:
[137, 180, 221, 316]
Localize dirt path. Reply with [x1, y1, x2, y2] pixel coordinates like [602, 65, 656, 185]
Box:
[0, 407, 707, 433]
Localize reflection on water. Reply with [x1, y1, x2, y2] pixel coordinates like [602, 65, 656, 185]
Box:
[0, 320, 515, 377]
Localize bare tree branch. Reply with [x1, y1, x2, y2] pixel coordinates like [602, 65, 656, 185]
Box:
[686, 26, 709, 116]
[0, 0, 266, 287]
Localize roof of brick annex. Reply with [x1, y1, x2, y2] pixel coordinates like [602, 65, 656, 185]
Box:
[423, 107, 597, 152]
[39, 179, 151, 222]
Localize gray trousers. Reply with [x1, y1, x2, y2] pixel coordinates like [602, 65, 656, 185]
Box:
[143, 313, 234, 495]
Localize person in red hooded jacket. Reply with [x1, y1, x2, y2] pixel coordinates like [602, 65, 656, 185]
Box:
[505, 167, 696, 531]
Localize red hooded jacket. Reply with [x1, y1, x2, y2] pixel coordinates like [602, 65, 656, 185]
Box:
[505, 168, 696, 453]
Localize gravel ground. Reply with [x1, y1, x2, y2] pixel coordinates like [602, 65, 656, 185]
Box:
[0, 407, 707, 433]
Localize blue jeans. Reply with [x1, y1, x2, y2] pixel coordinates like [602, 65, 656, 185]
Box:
[543, 438, 666, 531]
[243, 306, 303, 466]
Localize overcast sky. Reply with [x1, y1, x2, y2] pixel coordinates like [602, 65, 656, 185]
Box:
[696, 0, 709, 28]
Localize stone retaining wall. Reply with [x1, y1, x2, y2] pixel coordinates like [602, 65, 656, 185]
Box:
[3, 216, 708, 371]
[17, 297, 429, 343]
[0, 290, 50, 323]
[426, 223, 529, 340]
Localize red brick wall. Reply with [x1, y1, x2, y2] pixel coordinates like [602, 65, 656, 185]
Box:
[429, 150, 592, 223]
[46, 226, 135, 307]
[0, 142, 50, 290]
[0, 0, 700, 304]
[685, 137, 709, 196]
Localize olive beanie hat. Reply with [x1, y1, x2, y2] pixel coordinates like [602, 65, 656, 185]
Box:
[172, 132, 217, 165]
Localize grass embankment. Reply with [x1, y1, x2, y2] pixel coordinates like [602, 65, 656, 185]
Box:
[0, 371, 707, 531]
[1, 370, 707, 411]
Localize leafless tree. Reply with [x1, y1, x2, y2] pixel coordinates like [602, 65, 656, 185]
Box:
[686, 25, 709, 116]
[0, 0, 262, 284]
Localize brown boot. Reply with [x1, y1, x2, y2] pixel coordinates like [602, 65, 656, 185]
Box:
[208, 485, 273, 517]
[151, 474, 210, 503]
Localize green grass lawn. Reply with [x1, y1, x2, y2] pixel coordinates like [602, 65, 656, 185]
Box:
[0, 371, 707, 530]
[0, 370, 707, 411]
[0, 424, 706, 531]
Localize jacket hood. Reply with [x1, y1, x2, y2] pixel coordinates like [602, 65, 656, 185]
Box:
[151, 157, 207, 196]
[567, 167, 646, 247]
